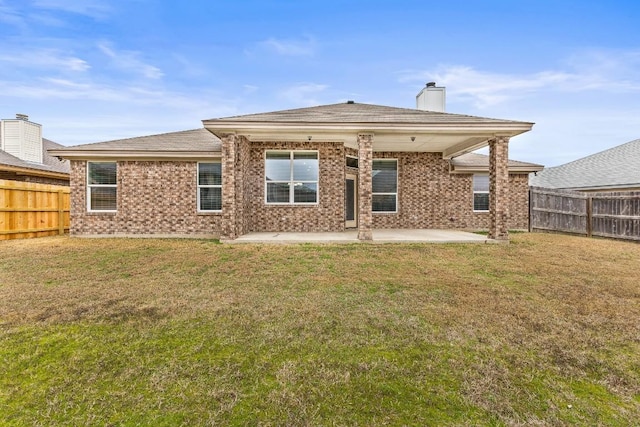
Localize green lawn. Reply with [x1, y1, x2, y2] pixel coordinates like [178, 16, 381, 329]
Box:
[1, 234, 639, 426]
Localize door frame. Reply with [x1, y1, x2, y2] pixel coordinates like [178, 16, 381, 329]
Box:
[345, 173, 358, 228]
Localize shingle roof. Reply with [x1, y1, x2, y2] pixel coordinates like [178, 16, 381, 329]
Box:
[452, 152, 543, 171]
[529, 138, 640, 190]
[52, 128, 221, 152]
[208, 102, 532, 125]
[0, 138, 70, 175]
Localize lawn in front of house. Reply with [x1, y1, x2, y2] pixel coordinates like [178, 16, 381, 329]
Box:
[1, 234, 639, 425]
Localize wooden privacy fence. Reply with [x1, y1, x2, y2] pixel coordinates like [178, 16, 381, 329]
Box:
[0, 179, 70, 240]
[530, 186, 640, 242]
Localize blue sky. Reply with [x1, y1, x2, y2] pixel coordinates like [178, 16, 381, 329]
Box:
[1, 0, 639, 166]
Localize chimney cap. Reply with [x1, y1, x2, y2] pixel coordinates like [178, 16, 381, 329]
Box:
[16, 113, 29, 121]
[426, 82, 437, 88]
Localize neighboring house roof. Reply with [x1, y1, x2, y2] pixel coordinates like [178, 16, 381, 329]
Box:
[451, 152, 543, 174]
[529, 138, 640, 191]
[203, 101, 534, 158]
[48, 128, 221, 160]
[0, 138, 70, 179]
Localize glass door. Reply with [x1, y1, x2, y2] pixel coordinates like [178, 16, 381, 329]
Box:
[345, 174, 357, 228]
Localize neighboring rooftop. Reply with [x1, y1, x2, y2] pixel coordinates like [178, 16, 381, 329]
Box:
[529, 138, 640, 191]
[1, 138, 70, 176]
[452, 152, 543, 173]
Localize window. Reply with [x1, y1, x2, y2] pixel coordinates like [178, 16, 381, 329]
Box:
[265, 151, 318, 204]
[87, 162, 117, 211]
[346, 156, 359, 168]
[198, 162, 222, 211]
[372, 159, 397, 212]
[473, 174, 490, 211]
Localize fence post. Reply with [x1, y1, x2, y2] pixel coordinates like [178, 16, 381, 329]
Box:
[528, 187, 533, 232]
[586, 196, 592, 238]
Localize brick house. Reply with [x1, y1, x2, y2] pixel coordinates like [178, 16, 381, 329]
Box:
[50, 87, 542, 241]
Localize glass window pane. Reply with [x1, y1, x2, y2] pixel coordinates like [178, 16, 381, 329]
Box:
[90, 187, 116, 210]
[473, 175, 490, 192]
[200, 187, 222, 211]
[266, 182, 290, 203]
[265, 152, 291, 181]
[199, 163, 221, 185]
[293, 182, 317, 203]
[372, 160, 397, 193]
[372, 194, 396, 212]
[474, 193, 489, 211]
[89, 162, 116, 185]
[345, 179, 355, 220]
[346, 157, 359, 168]
[293, 153, 318, 181]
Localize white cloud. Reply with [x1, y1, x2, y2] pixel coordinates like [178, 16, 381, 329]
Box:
[98, 41, 163, 79]
[0, 1, 25, 27]
[258, 36, 316, 56]
[32, 0, 112, 19]
[0, 49, 90, 72]
[399, 49, 640, 109]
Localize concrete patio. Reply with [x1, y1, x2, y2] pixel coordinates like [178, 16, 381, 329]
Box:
[226, 229, 501, 244]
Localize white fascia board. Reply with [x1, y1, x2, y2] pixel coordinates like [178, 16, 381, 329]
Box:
[203, 121, 534, 136]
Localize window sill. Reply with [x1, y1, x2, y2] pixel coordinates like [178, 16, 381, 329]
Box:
[197, 211, 222, 215]
[86, 211, 117, 216]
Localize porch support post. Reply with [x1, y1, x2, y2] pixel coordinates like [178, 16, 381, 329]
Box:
[488, 136, 510, 240]
[358, 133, 374, 240]
[221, 133, 237, 240]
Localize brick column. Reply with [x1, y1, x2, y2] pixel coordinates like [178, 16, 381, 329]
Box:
[358, 133, 373, 240]
[221, 133, 237, 240]
[489, 136, 509, 240]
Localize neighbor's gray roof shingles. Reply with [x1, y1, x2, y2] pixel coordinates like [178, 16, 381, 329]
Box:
[529, 138, 640, 190]
[452, 152, 543, 170]
[0, 138, 70, 175]
[206, 102, 532, 126]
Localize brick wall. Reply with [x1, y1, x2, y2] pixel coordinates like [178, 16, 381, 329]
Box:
[70, 160, 220, 237]
[69, 147, 531, 237]
[370, 152, 529, 230]
[245, 141, 345, 232]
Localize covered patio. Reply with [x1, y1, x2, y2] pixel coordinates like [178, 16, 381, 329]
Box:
[225, 229, 500, 244]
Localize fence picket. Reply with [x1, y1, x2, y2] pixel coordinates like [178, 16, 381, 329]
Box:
[0, 179, 70, 240]
[530, 186, 640, 241]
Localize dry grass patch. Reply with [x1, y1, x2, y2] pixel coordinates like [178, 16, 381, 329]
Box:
[1, 234, 639, 425]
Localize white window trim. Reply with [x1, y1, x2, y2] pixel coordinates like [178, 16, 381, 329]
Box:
[473, 174, 490, 212]
[264, 150, 319, 205]
[372, 158, 398, 214]
[197, 162, 222, 213]
[87, 161, 117, 213]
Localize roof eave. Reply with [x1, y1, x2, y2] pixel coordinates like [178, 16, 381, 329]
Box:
[202, 120, 534, 136]
[0, 164, 70, 180]
[48, 150, 222, 161]
[450, 165, 545, 174]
